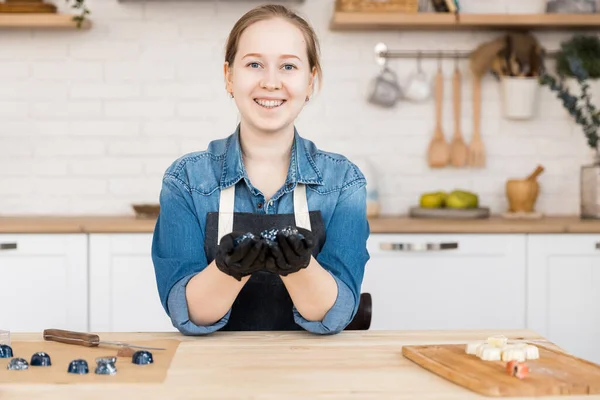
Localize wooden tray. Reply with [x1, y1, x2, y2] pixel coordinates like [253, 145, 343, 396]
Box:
[409, 206, 490, 219]
[0, 339, 180, 384]
[402, 343, 600, 397]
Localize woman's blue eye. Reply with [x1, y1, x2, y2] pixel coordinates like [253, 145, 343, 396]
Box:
[283, 64, 296, 70]
[249, 62, 260, 68]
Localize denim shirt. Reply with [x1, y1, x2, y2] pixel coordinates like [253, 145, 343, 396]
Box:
[151, 124, 371, 335]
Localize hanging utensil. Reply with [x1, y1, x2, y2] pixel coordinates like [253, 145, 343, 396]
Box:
[468, 70, 486, 167]
[368, 43, 402, 108]
[43, 329, 166, 351]
[404, 52, 431, 102]
[449, 53, 468, 167]
[427, 54, 450, 168]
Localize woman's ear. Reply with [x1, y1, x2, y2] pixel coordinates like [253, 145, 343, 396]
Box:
[224, 61, 233, 94]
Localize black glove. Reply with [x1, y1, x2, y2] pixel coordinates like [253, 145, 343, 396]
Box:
[215, 231, 267, 281]
[262, 226, 315, 276]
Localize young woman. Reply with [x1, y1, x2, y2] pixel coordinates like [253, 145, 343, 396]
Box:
[151, 4, 370, 335]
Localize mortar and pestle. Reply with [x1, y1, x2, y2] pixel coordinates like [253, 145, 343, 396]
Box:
[505, 165, 544, 214]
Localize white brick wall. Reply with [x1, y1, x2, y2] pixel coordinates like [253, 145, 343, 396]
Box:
[0, 0, 594, 216]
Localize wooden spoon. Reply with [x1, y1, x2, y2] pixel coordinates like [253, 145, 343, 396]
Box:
[450, 60, 468, 167]
[427, 62, 449, 168]
[468, 75, 486, 167]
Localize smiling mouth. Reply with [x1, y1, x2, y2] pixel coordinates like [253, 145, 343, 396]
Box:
[254, 99, 286, 109]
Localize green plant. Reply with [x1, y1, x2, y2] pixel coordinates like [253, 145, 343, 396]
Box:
[65, 0, 90, 28]
[539, 55, 600, 151]
[555, 35, 600, 79]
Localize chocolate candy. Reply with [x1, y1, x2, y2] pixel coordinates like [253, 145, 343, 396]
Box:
[279, 226, 304, 239]
[132, 350, 153, 365]
[30, 352, 51, 366]
[68, 359, 89, 374]
[7, 358, 28, 371]
[0, 344, 13, 358]
[260, 228, 278, 243]
[95, 356, 117, 375]
[233, 232, 257, 246]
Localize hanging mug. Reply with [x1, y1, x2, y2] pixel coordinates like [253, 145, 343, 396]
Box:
[403, 52, 432, 102]
[367, 65, 402, 108]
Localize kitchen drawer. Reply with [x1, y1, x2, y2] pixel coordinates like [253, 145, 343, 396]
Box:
[362, 233, 527, 331]
[0, 233, 78, 255]
[367, 233, 519, 256]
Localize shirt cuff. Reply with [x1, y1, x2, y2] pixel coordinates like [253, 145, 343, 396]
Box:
[292, 274, 356, 335]
[167, 273, 231, 335]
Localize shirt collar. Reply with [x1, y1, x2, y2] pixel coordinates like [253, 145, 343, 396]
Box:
[220, 124, 323, 190]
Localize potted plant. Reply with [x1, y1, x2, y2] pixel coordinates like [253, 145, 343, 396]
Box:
[67, 0, 90, 28]
[51, 0, 90, 28]
[539, 55, 600, 219]
[555, 35, 600, 104]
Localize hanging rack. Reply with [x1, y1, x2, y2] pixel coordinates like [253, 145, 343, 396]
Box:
[373, 42, 558, 66]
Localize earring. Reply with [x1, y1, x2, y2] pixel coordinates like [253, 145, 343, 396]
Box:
[229, 92, 234, 99]
[305, 96, 309, 102]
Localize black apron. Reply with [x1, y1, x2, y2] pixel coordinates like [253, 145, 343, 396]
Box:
[204, 182, 326, 331]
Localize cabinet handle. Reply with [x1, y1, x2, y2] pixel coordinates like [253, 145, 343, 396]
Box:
[379, 242, 459, 252]
[0, 242, 17, 251]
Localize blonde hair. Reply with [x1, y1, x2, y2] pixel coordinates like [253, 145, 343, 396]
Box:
[224, 4, 322, 91]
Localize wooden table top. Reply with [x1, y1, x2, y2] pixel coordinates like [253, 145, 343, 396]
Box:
[2, 329, 598, 399]
[1, 215, 600, 234]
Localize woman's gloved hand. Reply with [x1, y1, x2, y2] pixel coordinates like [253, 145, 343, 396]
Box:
[262, 226, 315, 276]
[215, 232, 267, 281]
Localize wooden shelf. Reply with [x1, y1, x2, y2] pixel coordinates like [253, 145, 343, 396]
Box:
[0, 14, 91, 29]
[330, 12, 600, 31]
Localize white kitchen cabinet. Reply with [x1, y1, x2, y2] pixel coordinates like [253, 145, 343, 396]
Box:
[527, 234, 600, 365]
[89, 234, 177, 332]
[0, 234, 88, 332]
[361, 234, 527, 331]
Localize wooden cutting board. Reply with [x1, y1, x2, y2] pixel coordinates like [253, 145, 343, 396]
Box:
[409, 206, 490, 219]
[402, 343, 600, 397]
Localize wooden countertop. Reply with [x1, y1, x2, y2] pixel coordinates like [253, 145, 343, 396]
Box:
[1, 215, 600, 234]
[4, 329, 596, 399]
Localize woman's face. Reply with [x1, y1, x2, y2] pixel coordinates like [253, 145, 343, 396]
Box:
[224, 17, 315, 135]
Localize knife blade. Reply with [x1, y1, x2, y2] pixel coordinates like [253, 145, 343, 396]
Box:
[43, 329, 166, 351]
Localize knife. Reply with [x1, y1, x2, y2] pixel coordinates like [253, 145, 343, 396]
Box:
[43, 329, 166, 351]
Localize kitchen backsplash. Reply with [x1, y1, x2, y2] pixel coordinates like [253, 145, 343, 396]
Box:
[0, 0, 593, 216]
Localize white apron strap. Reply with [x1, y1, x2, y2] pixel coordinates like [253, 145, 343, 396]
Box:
[217, 184, 235, 244]
[294, 183, 312, 231]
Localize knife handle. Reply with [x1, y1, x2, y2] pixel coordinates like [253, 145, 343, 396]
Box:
[43, 329, 100, 347]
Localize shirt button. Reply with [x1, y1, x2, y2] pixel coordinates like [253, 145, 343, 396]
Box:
[257, 202, 263, 209]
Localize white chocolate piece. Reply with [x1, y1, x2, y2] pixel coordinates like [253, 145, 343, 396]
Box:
[524, 344, 539, 360]
[476, 343, 492, 358]
[502, 347, 526, 362]
[487, 335, 508, 348]
[479, 345, 502, 361]
[466, 341, 485, 355]
[509, 342, 528, 349]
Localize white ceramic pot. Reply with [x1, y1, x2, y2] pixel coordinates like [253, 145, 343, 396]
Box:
[500, 76, 540, 120]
